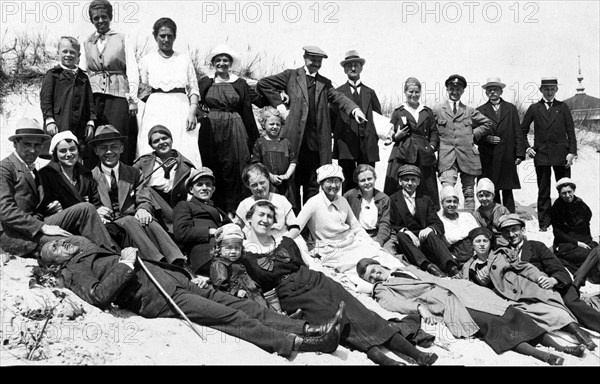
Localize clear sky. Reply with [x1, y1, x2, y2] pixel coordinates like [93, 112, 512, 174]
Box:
[2, 0, 599, 108]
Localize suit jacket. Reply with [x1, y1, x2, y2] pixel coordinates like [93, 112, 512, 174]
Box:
[520, 99, 576, 166]
[388, 105, 439, 167]
[0, 153, 46, 256]
[173, 197, 232, 270]
[476, 99, 526, 189]
[343, 188, 391, 246]
[257, 67, 358, 164]
[518, 239, 573, 290]
[332, 82, 382, 162]
[133, 150, 194, 230]
[58, 236, 191, 318]
[92, 162, 154, 217]
[433, 101, 493, 175]
[388, 190, 444, 236]
[40, 65, 96, 138]
[39, 161, 102, 213]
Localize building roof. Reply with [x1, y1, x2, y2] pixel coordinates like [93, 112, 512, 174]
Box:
[564, 93, 600, 111]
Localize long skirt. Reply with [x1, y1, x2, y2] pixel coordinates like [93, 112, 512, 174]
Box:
[276, 266, 423, 352]
[138, 92, 202, 168]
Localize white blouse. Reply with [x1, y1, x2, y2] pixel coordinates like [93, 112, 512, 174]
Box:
[139, 51, 199, 97]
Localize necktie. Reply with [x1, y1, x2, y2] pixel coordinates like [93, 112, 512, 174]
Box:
[453, 102, 457, 114]
[110, 170, 119, 213]
[28, 164, 41, 190]
[351, 84, 361, 104]
[546, 101, 553, 109]
[307, 75, 316, 87]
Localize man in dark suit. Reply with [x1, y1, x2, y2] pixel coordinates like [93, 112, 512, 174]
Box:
[388, 165, 461, 278]
[520, 77, 577, 231]
[498, 213, 600, 344]
[331, 50, 382, 193]
[476, 77, 527, 213]
[0, 118, 116, 258]
[38, 235, 341, 357]
[257, 46, 367, 205]
[89, 124, 187, 267]
[173, 167, 232, 275]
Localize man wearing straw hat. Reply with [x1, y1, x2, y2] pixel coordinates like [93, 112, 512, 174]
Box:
[332, 50, 382, 193]
[520, 77, 577, 232]
[476, 76, 527, 213]
[0, 118, 117, 258]
[257, 46, 367, 206]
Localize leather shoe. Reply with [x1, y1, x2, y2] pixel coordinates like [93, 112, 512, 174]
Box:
[417, 352, 439, 366]
[426, 264, 447, 278]
[574, 328, 598, 351]
[304, 301, 345, 336]
[294, 323, 341, 354]
[289, 308, 303, 319]
[563, 344, 586, 357]
[545, 353, 564, 365]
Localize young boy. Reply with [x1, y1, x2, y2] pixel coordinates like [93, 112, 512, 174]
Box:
[433, 74, 493, 212]
[251, 106, 298, 210]
[520, 77, 577, 231]
[40, 36, 96, 164]
[88, 124, 189, 268]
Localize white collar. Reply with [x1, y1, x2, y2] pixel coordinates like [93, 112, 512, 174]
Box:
[60, 63, 79, 73]
[212, 73, 239, 83]
[14, 152, 35, 169]
[348, 79, 362, 87]
[403, 190, 416, 199]
[543, 97, 555, 103]
[304, 66, 317, 77]
[100, 162, 120, 175]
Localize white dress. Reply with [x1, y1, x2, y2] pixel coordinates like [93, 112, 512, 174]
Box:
[137, 51, 201, 167]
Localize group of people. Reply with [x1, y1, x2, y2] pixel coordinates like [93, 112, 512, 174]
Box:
[1, 0, 598, 366]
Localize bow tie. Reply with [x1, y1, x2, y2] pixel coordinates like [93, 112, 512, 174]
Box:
[256, 248, 291, 271]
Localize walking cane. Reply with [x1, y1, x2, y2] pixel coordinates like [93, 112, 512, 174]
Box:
[136, 256, 206, 342]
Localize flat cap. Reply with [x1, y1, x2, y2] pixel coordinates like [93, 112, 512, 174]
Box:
[303, 45, 328, 58]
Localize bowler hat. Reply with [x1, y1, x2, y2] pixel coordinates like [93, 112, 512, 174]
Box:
[498, 213, 526, 229]
[87, 125, 127, 146]
[445, 74, 467, 88]
[340, 50, 365, 67]
[481, 76, 506, 89]
[8, 118, 51, 142]
[397, 164, 421, 179]
[302, 45, 328, 58]
[186, 167, 215, 190]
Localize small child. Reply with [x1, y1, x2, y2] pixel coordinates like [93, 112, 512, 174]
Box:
[209, 224, 283, 312]
[40, 36, 96, 164]
[251, 107, 297, 210]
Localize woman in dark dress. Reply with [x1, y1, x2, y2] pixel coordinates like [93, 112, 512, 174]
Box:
[197, 44, 261, 219]
[240, 199, 439, 366]
[383, 77, 439, 208]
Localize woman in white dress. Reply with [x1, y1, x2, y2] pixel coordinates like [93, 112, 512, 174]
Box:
[137, 17, 201, 167]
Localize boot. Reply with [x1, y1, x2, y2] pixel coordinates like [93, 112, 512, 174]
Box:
[545, 353, 564, 366]
[294, 323, 341, 354]
[426, 264, 447, 278]
[304, 301, 345, 336]
[563, 344, 586, 358]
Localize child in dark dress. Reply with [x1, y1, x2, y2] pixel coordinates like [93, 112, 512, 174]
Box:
[251, 107, 298, 210]
[210, 223, 283, 313]
[40, 36, 96, 165]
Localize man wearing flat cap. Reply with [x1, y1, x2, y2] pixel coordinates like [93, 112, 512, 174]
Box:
[257, 46, 367, 206]
[433, 74, 493, 213]
[520, 77, 577, 232]
[0, 118, 117, 258]
[476, 77, 527, 213]
[89, 124, 188, 268]
[331, 50, 382, 193]
[498, 213, 600, 337]
[388, 164, 461, 278]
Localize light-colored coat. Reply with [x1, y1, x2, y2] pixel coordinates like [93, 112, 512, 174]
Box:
[372, 265, 511, 338]
[433, 101, 493, 175]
